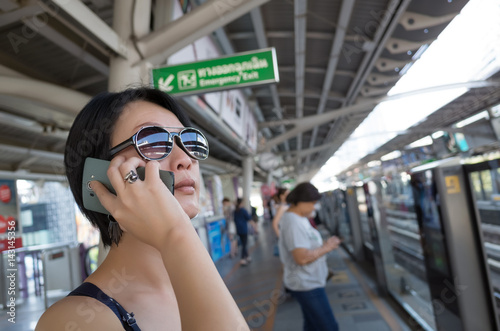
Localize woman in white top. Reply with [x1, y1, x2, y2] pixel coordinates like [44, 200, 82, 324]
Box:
[279, 182, 341, 331]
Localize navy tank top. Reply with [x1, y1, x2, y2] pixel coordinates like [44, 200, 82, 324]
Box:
[67, 282, 141, 331]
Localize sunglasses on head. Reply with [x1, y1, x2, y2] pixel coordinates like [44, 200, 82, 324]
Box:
[109, 126, 209, 161]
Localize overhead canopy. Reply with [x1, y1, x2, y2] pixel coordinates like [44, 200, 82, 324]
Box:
[0, 0, 498, 183]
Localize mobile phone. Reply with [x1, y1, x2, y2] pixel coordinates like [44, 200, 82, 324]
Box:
[82, 157, 175, 215]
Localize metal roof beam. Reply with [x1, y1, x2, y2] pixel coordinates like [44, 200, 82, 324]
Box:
[308, 0, 356, 158]
[229, 31, 364, 42]
[259, 80, 500, 151]
[0, 110, 68, 140]
[21, 17, 109, 76]
[0, 170, 66, 181]
[0, 3, 43, 28]
[344, 0, 411, 104]
[0, 75, 90, 116]
[255, 88, 346, 102]
[136, 0, 271, 64]
[0, 143, 64, 161]
[294, 0, 307, 152]
[50, 0, 128, 58]
[250, 7, 289, 152]
[279, 66, 356, 77]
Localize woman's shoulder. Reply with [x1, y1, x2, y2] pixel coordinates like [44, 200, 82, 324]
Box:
[36, 295, 123, 331]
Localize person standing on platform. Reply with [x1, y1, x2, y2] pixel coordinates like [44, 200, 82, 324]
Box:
[36, 87, 247, 331]
[222, 197, 238, 258]
[234, 198, 252, 266]
[272, 188, 289, 237]
[279, 182, 341, 331]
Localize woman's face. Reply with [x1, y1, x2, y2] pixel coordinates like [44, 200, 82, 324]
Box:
[110, 100, 201, 218]
[297, 201, 317, 217]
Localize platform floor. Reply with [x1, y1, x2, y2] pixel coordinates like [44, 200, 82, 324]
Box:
[1, 221, 415, 330]
[217, 221, 413, 331]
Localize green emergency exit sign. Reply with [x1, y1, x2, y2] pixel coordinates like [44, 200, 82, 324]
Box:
[152, 48, 279, 96]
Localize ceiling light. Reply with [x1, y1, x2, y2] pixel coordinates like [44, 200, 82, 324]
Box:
[455, 110, 489, 128]
[367, 160, 382, 167]
[407, 136, 433, 149]
[432, 131, 445, 139]
[381, 150, 401, 161]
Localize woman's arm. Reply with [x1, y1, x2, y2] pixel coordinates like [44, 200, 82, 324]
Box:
[271, 191, 289, 237]
[271, 204, 287, 237]
[291, 236, 341, 266]
[92, 158, 249, 331]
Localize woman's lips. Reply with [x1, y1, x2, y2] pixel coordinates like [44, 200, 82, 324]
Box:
[174, 178, 196, 194]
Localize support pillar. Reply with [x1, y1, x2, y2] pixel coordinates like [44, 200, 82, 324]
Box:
[242, 156, 254, 211]
[108, 0, 152, 91]
[99, 0, 152, 265]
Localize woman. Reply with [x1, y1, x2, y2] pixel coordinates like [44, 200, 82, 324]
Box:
[272, 187, 289, 237]
[233, 198, 252, 266]
[222, 197, 238, 258]
[279, 182, 341, 331]
[36, 87, 248, 330]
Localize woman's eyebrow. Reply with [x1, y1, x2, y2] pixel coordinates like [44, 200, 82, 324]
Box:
[132, 122, 163, 131]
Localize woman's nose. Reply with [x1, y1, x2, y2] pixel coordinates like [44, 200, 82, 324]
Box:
[167, 137, 193, 170]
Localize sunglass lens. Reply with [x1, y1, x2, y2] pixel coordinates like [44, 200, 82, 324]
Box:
[180, 129, 209, 160]
[137, 127, 172, 160]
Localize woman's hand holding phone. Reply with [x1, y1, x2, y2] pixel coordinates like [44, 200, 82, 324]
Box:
[90, 156, 190, 250]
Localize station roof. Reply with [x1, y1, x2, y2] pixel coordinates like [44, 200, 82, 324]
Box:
[0, 0, 499, 183]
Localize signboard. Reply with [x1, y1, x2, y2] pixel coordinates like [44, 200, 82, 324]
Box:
[220, 89, 245, 137]
[206, 218, 230, 262]
[152, 48, 279, 96]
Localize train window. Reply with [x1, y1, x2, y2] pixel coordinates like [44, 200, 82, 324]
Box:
[465, 162, 500, 328]
[481, 170, 493, 200]
[496, 168, 500, 193]
[471, 172, 483, 200]
[356, 186, 372, 247]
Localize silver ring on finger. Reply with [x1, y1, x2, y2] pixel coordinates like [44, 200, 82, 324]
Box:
[123, 170, 138, 184]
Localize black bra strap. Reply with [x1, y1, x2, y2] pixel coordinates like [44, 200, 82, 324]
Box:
[68, 282, 141, 331]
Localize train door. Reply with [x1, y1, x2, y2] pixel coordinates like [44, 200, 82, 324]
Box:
[357, 185, 375, 260]
[463, 158, 500, 330]
[332, 189, 355, 257]
[408, 158, 495, 331]
[318, 191, 337, 234]
[357, 181, 391, 295]
[345, 186, 364, 261]
[375, 172, 437, 330]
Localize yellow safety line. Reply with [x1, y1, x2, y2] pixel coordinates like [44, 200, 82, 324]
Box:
[237, 287, 280, 309]
[344, 258, 403, 331]
[223, 243, 259, 282]
[261, 269, 283, 331]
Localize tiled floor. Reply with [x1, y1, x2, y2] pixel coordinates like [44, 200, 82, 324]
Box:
[218, 222, 413, 331]
[1, 221, 414, 330]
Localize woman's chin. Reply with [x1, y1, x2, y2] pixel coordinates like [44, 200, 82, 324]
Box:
[180, 202, 199, 219]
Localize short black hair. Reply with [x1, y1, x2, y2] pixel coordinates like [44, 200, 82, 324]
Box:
[273, 187, 288, 202]
[64, 87, 191, 247]
[286, 182, 321, 205]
